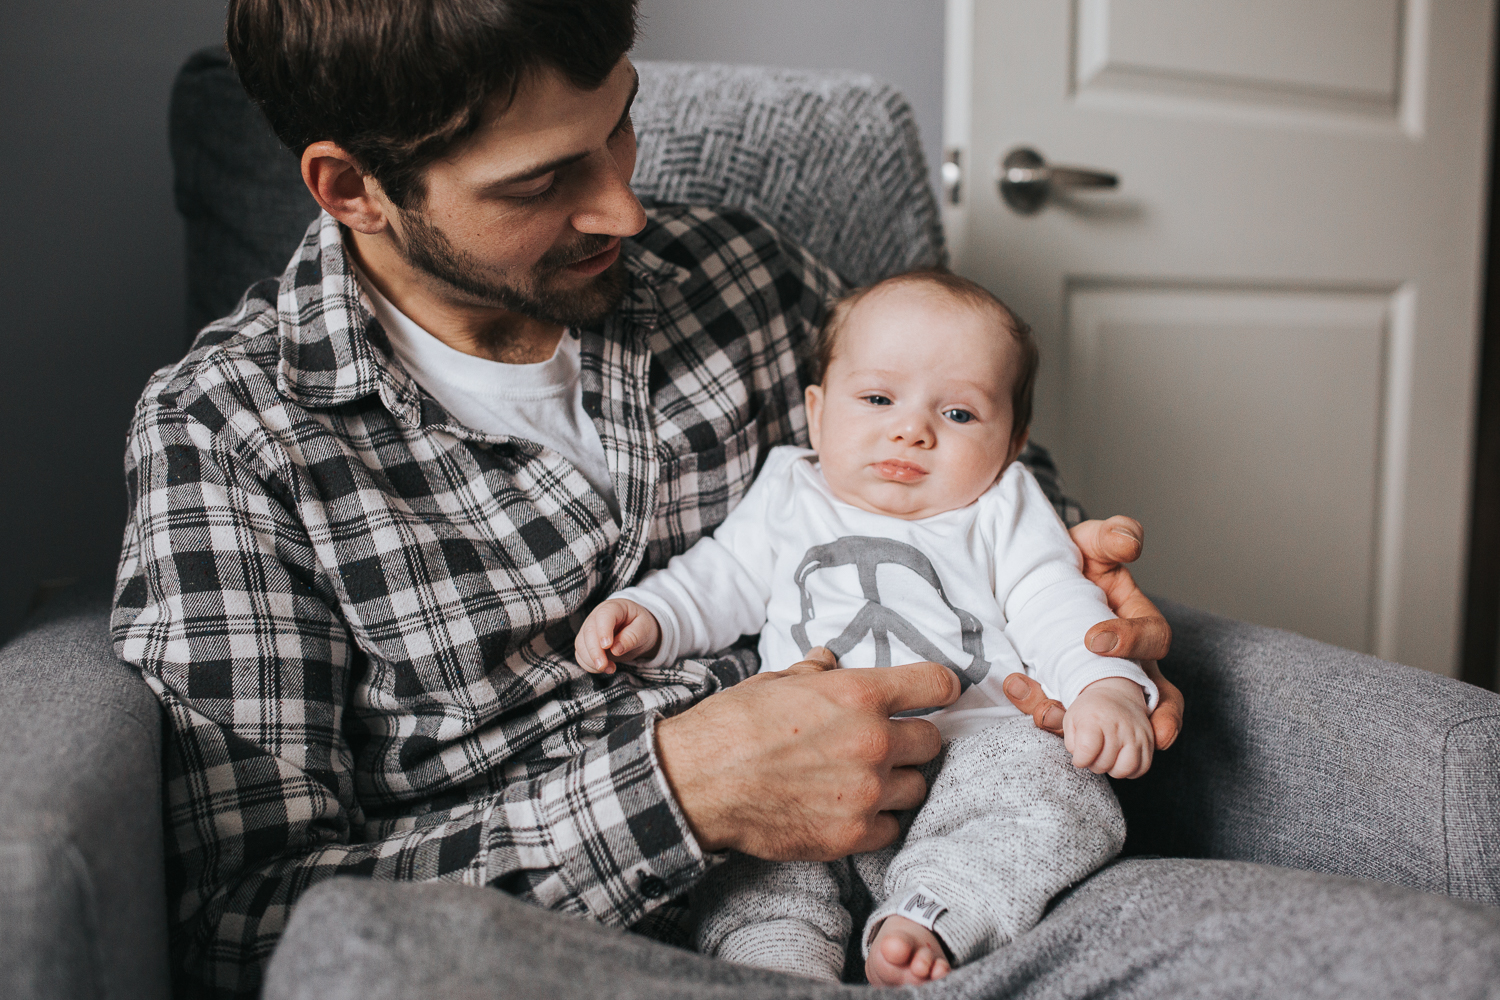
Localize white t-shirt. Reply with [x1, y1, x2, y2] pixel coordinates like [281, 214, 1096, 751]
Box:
[355, 268, 619, 517]
[616, 445, 1157, 740]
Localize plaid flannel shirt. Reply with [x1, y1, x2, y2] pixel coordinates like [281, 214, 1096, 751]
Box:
[113, 205, 1081, 998]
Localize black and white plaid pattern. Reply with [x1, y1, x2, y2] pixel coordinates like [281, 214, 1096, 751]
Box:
[113, 206, 1080, 998]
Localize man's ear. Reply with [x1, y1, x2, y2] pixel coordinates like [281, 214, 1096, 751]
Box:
[805, 384, 825, 452]
[302, 141, 390, 235]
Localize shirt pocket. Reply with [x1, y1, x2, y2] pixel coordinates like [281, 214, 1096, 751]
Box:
[647, 416, 762, 569]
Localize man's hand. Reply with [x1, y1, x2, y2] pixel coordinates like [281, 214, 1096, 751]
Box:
[1072, 515, 1172, 661]
[1002, 515, 1184, 753]
[655, 648, 960, 860]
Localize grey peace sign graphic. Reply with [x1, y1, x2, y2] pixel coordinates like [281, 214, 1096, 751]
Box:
[789, 536, 991, 692]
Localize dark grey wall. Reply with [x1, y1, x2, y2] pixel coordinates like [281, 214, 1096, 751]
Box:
[0, 2, 226, 638]
[632, 0, 946, 197]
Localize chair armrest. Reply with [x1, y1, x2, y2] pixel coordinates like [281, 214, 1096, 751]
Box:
[1116, 599, 1500, 905]
[0, 585, 171, 1000]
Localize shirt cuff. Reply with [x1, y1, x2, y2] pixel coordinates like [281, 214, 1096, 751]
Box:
[490, 712, 713, 927]
[611, 587, 683, 669]
[1054, 657, 1160, 711]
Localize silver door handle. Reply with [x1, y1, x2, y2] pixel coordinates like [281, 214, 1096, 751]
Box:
[999, 147, 1118, 215]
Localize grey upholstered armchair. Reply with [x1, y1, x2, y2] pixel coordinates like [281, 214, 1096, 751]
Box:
[1, 49, 1496, 1000]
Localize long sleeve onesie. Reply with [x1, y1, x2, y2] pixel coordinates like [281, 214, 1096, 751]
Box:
[616, 446, 1157, 739]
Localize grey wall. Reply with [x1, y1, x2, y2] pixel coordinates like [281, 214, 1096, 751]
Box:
[0, 2, 226, 638]
[633, 0, 946, 198]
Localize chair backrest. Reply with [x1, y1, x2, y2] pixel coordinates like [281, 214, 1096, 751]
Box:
[169, 48, 945, 336]
[630, 62, 945, 285]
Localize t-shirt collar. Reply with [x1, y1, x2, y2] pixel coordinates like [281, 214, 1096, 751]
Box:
[274, 211, 688, 421]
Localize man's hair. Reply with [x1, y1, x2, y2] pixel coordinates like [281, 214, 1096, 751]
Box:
[816, 270, 1039, 441]
[227, 0, 639, 209]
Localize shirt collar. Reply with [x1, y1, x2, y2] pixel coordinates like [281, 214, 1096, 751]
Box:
[274, 211, 690, 420]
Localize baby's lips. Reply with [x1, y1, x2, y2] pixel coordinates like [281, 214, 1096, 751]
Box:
[871, 460, 927, 482]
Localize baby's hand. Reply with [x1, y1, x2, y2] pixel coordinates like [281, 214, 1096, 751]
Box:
[574, 599, 662, 674]
[1062, 676, 1155, 779]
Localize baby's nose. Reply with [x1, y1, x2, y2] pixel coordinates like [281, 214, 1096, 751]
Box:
[891, 416, 935, 445]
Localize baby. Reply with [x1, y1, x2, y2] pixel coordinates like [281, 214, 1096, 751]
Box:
[575, 270, 1158, 986]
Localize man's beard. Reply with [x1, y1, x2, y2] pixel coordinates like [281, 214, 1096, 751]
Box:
[392, 207, 629, 327]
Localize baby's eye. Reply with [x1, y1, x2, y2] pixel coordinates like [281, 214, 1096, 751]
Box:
[944, 408, 976, 424]
[861, 394, 893, 406]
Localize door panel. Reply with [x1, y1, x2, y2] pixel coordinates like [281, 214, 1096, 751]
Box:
[1067, 286, 1396, 654]
[1071, 0, 1425, 135]
[1077, 0, 1404, 118]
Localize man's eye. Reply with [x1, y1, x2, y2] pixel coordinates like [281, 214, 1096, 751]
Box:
[861, 395, 892, 406]
[506, 176, 557, 202]
[944, 408, 975, 424]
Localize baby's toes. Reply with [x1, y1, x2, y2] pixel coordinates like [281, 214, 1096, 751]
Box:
[866, 935, 913, 986]
[913, 944, 953, 982]
[879, 931, 915, 969]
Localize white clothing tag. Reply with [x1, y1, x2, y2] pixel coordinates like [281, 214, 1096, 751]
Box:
[895, 885, 949, 931]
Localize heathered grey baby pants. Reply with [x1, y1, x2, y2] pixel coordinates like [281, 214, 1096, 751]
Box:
[692, 716, 1125, 982]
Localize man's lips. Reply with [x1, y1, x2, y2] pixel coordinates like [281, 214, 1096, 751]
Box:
[871, 460, 927, 482]
[565, 239, 621, 276]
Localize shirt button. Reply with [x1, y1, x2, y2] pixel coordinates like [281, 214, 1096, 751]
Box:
[639, 874, 669, 899]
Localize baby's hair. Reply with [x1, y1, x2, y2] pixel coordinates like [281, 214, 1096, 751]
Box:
[816, 269, 1038, 441]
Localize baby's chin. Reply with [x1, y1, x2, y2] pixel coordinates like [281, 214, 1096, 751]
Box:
[830, 480, 988, 521]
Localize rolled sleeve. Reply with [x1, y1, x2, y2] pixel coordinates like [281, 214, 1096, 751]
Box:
[494, 713, 712, 926]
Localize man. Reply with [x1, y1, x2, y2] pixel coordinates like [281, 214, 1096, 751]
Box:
[122, 1, 1450, 996]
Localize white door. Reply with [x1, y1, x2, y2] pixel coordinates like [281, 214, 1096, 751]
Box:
[944, 0, 1494, 676]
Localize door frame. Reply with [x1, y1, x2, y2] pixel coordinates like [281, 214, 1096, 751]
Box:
[1462, 8, 1500, 693]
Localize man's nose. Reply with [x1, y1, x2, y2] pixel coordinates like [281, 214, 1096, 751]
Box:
[570, 150, 647, 238]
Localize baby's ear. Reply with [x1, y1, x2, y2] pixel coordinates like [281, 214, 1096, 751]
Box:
[1007, 427, 1030, 466]
[805, 384, 825, 451]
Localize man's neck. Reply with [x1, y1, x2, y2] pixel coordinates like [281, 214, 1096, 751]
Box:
[348, 229, 564, 365]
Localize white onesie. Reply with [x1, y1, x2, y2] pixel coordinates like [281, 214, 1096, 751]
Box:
[615, 445, 1157, 739]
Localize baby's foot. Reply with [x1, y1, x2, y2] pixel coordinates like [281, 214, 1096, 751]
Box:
[865, 914, 951, 987]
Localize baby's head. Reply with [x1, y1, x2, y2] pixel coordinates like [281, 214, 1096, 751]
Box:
[806, 270, 1037, 520]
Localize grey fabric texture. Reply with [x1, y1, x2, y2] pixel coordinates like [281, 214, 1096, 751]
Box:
[169, 49, 945, 337]
[715, 911, 849, 984]
[695, 858, 850, 982]
[0, 586, 171, 1000]
[1118, 598, 1500, 905]
[0, 841, 103, 999]
[695, 719, 1123, 980]
[1445, 714, 1500, 901]
[169, 48, 319, 339]
[630, 62, 945, 285]
[263, 862, 1500, 1000]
